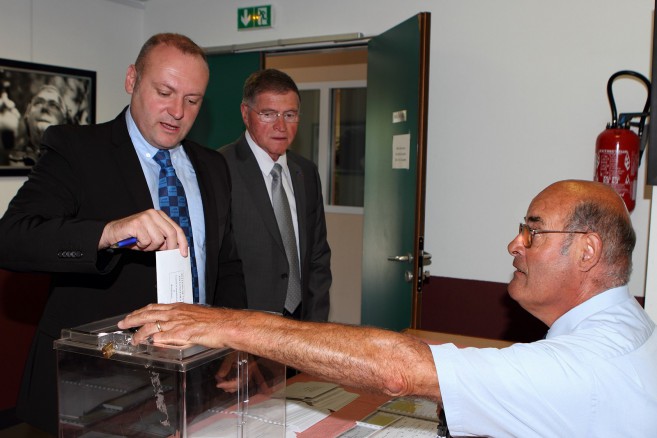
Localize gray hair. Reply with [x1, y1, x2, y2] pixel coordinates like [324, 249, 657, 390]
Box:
[561, 200, 635, 287]
[242, 69, 300, 106]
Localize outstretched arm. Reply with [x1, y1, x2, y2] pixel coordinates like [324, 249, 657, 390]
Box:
[119, 303, 441, 403]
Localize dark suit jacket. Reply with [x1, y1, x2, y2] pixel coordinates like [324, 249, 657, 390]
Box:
[0, 108, 246, 434]
[220, 134, 331, 322]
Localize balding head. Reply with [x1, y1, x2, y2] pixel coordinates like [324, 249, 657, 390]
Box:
[538, 180, 628, 214]
[537, 180, 635, 288]
[508, 180, 636, 325]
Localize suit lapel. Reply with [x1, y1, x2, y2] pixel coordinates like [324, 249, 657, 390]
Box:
[184, 141, 220, 304]
[110, 109, 154, 210]
[185, 142, 213, 211]
[184, 141, 219, 256]
[288, 157, 307, 263]
[235, 138, 286, 252]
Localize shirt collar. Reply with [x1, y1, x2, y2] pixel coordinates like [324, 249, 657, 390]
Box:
[126, 106, 183, 159]
[547, 285, 632, 338]
[245, 130, 288, 177]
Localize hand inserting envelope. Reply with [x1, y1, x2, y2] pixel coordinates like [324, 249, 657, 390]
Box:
[155, 249, 194, 304]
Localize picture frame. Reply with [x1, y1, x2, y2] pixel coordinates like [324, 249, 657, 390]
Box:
[0, 58, 96, 176]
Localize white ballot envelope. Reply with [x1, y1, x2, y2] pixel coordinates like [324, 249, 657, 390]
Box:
[155, 249, 194, 304]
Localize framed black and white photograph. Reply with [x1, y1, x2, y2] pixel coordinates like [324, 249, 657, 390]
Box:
[0, 58, 96, 176]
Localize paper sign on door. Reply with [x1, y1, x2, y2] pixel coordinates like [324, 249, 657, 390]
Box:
[392, 133, 411, 169]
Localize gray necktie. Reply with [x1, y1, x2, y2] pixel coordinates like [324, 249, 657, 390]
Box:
[271, 163, 302, 314]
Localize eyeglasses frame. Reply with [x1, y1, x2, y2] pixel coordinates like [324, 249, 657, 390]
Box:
[518, 223, 588, 248]
[245, 104, 300, 124]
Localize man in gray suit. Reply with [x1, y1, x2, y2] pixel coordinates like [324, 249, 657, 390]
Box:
[220, 69, 331, 321]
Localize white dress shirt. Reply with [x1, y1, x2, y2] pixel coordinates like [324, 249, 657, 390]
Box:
[431, 286, 657, 437]
[244, 130, 301, 263]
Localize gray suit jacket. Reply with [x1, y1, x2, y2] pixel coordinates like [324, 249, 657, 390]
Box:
[220, 134, 331, 321]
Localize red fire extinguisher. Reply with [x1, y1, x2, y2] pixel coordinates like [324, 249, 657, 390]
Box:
[594, 70, 650, 212]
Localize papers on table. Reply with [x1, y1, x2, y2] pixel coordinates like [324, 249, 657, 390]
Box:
[285, 381, 338, 401]
[285, 400, 330, 437]
[285, 381, 358, 409]
[190, 398, 285, 438]
[377, 396, 439, 421]
[367, 416, 440, 437]
[284, 381, 359, 436]
[338, 396, 440, 438]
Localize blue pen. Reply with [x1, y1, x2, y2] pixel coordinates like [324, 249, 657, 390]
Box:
[110, 236, 138, 249]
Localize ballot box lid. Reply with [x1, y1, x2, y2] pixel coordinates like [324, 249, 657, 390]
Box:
[54, 314, 231, 371]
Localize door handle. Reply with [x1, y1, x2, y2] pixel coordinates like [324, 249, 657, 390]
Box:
[388, 253, 413, 262]
[391, 250, 432, 283]
[404, 270, 431, 283]
[387, 252, 432, 263]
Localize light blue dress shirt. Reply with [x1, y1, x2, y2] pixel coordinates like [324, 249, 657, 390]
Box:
[126, 109, 207, 304]
[431, 286, 657, 437]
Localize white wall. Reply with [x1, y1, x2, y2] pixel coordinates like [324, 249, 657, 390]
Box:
[0, 0, 145, 209]
[142, 0, 654, 297]
[0, 0, 654, 300]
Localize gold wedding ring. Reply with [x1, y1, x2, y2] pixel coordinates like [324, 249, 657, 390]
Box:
[156, 320, 162, 332]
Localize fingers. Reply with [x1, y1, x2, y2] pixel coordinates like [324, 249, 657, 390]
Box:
[215, 352, 239, 392]
[129, 318, 185, 346]
[118, 303, 177, 329]
[99, 209, 189, 255]
[155, 211, 189, 255]
[118, 303, 232, 350]
[118, 303, 203, 345]
[215, 351, 238, 379]
[216, 359, 271, 395]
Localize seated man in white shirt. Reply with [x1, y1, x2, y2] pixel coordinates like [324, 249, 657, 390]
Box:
[120, 179, 657, 437]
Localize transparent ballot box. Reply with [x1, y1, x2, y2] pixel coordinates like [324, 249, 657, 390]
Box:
[54, 315, 286, 437]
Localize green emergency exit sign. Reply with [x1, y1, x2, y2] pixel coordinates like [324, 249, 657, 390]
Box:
[238, 6, 272, 30]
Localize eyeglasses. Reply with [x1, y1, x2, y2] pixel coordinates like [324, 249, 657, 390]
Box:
[518, 223, 588, 248]
[247, 105, 300, 124]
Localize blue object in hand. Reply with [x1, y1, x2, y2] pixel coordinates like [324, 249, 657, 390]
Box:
[110, 237, 138, 249]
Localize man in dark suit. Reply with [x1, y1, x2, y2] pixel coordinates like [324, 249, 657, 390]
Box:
[220, 69, 331, 322]
[0, 33, 245, 435]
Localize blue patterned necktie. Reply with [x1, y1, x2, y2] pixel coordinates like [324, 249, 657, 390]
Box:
[270, 163, 302, 314]
[153, 149, 199, 303]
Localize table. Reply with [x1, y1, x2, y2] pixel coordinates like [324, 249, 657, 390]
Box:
[403, 329, 515, 349]
[0, 331, 513, 438]
[294, 330, 514, 437]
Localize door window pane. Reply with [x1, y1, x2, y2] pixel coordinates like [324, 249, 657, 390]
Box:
[290, 90, 320, 165]
[290, 86, 366, 209]
[330, 88, 366, 207]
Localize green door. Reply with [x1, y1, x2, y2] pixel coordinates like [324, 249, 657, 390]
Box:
[361, 13, 431, 331]
[187, 52, 262, 149]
